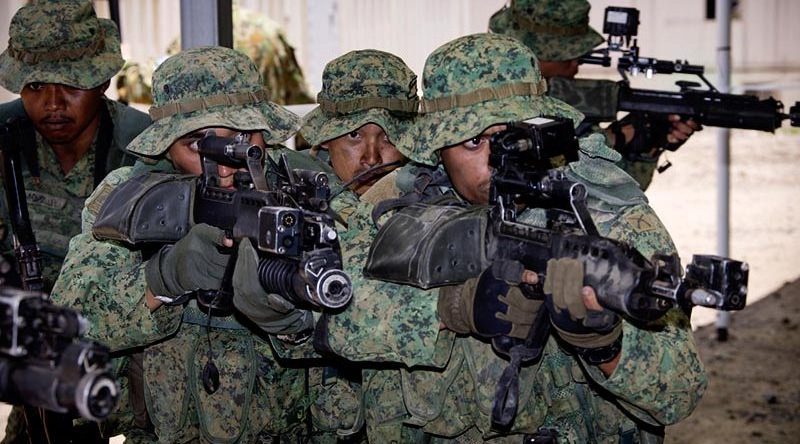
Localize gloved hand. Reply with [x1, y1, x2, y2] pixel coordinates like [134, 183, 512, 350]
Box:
[232, 238, 313, 335]
[145, 223, 231, 298]
[438, 260, 542, 339]
[543, 258, 622, 362]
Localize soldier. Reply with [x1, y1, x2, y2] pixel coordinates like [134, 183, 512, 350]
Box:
[320, 33, 706, 443]
[287, 48, 418, 442]
[50, 46, 312, 443]
[489, 0, 700, 190]
[0, 1, 150, 442]
[301, 49, 414, 199]
[0, 0, 149, 292]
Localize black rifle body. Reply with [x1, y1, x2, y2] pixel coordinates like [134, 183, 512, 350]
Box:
[192, 134, 352, 310]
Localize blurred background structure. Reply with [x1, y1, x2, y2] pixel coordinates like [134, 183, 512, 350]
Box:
[2, 0, 799, 104]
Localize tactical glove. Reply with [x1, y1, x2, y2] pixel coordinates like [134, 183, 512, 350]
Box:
[438, 260, 543, 339]
[232, 238, 313, 335]
[543, 258, 622, 363]
[145, 223, 230, 298]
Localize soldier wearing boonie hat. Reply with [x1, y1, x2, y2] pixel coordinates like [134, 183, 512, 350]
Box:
[300, 49, 417, 198]
[489, 0, 701, 190]
[319, 33, 706, 442]
[50, 46, 314, 443]
[0, 1, 150, 442]
[488, 0, 602, 62]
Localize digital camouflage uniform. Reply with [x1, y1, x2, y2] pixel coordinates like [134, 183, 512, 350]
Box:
[489, 0, 660, 190]
[0, 2, 149, 442]
[50, 47, 309, 443]
[295, 49, 420, 442]
[122, 5, 313, 106]
[320, 34, 706, 443]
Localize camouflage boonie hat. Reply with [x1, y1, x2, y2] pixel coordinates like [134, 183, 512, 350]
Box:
[410, 33, 583, 165]
[300, 49, 418, 147]
[488, 0, 603, 62]
[126, 46, 300, 157]
[0, 0, 125, 94]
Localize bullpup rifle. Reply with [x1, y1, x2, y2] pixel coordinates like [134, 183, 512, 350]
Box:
[567, 6, 799, 155]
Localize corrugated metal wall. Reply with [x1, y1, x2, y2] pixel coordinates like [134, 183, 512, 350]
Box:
[1, 0, 799, 103]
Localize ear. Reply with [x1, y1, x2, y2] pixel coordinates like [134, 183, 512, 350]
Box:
[98, 80, 111, 94]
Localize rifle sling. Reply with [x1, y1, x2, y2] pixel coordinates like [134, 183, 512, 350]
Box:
[491, 307, 551, 429]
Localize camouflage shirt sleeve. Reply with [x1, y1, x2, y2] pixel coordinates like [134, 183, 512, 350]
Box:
[320, 191, 454, 368]
[582, 201, 707, 425]
[50, 167, 182, 352]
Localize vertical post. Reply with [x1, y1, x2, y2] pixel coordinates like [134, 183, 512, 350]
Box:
[305, 0, 339, 94]
[180, 0, 233, 49]
[715, 0, 732, 341]
[108, 0, 121, 39]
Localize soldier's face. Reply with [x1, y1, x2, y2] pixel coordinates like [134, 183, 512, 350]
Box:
[538, 59, 580, 79]
[168, 128, 265, 188]
[20, 81, 107, 146]
[440, 124, 507, 205]
[322, 123, 405, 196]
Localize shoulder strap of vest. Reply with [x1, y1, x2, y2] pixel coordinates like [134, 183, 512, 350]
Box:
[93, 103, 114, 187]
[370, 166, 454, 225]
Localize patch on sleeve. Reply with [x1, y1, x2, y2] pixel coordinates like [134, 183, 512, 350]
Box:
[623, 211, 660, 233]
[85, 181, 115, 218]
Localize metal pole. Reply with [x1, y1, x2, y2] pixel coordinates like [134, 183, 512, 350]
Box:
[179, 0, 233, 49]
[715, 0, 732, 341]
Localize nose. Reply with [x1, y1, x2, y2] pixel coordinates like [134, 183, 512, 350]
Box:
[362, 140, 382, 167]
[216, 164, 242, 188]
[43, 85, 66, 112]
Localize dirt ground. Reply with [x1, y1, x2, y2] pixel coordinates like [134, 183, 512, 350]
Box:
[642, 126, 800, 443]
[666, 278, 800, 443]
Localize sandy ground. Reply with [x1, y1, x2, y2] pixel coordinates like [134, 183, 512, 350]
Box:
[1, 127, 798, 441]
[666, 278, 800, 443]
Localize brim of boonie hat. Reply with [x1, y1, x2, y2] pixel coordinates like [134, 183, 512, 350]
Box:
[0, 20, 124, 93]
[409, 94, 584, 166]
[300, 106, 413, 147]
[126, 101, 300, 157]
[488, 7, 603, 62]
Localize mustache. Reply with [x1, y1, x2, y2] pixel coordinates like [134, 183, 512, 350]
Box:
[41, 114, 72, 123]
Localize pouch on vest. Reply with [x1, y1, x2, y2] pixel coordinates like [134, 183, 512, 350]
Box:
[92, 172, 195, 245]
[363, 203, 490, 288]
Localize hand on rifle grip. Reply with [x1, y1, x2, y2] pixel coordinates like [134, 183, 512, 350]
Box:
[144, 223, 231, 298]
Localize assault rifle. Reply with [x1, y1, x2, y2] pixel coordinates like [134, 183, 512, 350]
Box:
[486, 118, 748, 322]
[2, 118, 119, 441]
[93, 132, 352, 314]
[192, 133, 352, 312]
[565, 6, 799, 153]
[0, 286, 119, 422]
[0, 117, 43, 291]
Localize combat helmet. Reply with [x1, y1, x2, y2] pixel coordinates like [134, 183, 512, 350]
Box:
[0, 0, 125, 93]
[409, 33, 582, 165]
[300, 49, 418, 147]
[125, 46, 300, 157]
[489, 0, 603, 62]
